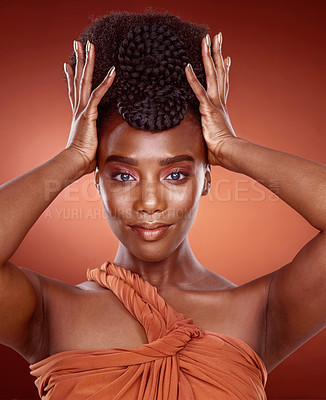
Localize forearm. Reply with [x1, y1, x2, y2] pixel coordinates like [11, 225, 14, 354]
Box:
[218, 137, 326, 231]
[0, 148, 87, 266]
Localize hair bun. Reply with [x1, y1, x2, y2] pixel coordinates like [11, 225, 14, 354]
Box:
[116, 24, 190, 132]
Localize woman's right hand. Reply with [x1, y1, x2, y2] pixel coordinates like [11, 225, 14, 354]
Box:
[64, 40, 116, 175]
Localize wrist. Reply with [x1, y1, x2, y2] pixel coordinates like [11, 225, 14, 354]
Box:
[60, 148, 93, 180]
[216, 137, 248, 171]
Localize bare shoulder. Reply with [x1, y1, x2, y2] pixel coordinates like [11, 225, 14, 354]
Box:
[231, 271, 273, 303]
[16, 268, 98, 363]
[177, 268, 273, 362]
[209, 269, 273, 328]
[220, 271, 273, 362]
[19, 267, 88, 303]
[185, 266, 273, 301]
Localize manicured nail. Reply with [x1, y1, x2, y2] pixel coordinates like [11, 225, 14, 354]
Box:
[206, 34, 211, 49]
[108, 66, 115, 77]
[226, 56, 231, 67]
[63, 63, 68, 74]
[187, 63, 194, 73]
[217, 32, 223, 45]
[86, 40, 90, 53]
[73, 40, 78, 53]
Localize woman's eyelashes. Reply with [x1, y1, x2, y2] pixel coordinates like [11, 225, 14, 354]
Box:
[165, 170, 189, 181]
[112, 172, 136, 182]
[111, 169, 190, 183]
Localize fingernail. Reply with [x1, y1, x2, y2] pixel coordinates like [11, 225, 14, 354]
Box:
[226, 56, 231, 67]
[206, 34, 211, 49]
[187, 63, 194, 73]
[63, 63, 68, 74]
[86, 40, 90, 53]
[217, 32, 223, 45]
[73, 40, 78, 53]
[108, 66, 115, 77]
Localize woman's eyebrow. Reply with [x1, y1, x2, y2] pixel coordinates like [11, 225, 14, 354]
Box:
[159, 155, 195, 166]
[104, 154, 195, 166]
[105, 155, 138, 166]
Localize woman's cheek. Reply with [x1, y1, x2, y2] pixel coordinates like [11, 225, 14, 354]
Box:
[108, 194, 132, 219]
[99, 183, 130, 220]
[168, 180, 201, 217]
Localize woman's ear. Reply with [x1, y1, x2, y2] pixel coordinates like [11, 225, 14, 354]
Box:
[94, 167, 100, 194]
[201, 165, 212, 196]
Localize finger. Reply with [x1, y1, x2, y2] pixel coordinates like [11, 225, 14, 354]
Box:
[64, 63, 74, 111]
[224, 56, 231, 103]
[79, 41, 95, 110]
[212, 33, 226, 105]
[73, 40, 85, 111]
[201, 35, 220, 107]
[84, 66, 116, 118]
[185, 63, 213, 109]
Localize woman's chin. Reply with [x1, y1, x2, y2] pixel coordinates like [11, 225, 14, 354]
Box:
[126, 240, 183, 264]
[129, 248, 172, 263]
[114, 224, 186, 263]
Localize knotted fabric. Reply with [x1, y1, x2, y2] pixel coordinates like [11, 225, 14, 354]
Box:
[30, 261, 267, 399]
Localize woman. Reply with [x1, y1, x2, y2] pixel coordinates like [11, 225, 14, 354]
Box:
[0, 10, 325, 399]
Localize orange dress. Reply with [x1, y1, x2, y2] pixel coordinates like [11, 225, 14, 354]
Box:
[30, 262, 267, 399]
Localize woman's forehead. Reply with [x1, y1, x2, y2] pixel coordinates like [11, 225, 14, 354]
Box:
[99, 112, 205, 162]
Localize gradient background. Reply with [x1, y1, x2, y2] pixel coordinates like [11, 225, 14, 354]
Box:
[0, 0, 325, 398]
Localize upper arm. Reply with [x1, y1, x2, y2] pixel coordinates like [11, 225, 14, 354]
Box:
[0, 261, 40, 350]
[265, 230, 326, 371]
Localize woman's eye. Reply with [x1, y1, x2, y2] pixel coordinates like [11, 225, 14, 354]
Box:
[112, 172, 135, 182]
[166, 171, 189, 181]
[111, 170, 188, 182]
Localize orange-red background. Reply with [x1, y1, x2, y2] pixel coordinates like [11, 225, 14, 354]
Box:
[0, 0, 325, 398]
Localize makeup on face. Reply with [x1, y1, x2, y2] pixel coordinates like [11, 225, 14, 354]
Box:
[95, 111, 210, 260]
[128, 224, 172, 241]
[104, 154, 195, 185]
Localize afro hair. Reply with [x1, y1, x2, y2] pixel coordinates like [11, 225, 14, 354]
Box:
[67, 10, 210, 133]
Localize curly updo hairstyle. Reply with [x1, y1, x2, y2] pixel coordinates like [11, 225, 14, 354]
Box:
[68, 10, 209, 133]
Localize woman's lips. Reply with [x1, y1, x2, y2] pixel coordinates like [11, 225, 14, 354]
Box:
[129, 225, 171, 241]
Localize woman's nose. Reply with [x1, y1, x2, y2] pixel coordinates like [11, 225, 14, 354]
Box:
[133, 181, 167, 215]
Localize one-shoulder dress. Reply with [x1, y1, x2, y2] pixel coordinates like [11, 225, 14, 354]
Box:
[30, 261, 267, 399]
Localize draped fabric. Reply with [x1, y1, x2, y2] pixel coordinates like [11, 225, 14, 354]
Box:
[30, 261, 267, 399]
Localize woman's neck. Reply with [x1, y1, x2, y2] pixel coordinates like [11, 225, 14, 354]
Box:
[113, 237, 207, 291]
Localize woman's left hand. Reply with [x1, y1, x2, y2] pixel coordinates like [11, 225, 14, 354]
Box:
[185, 33, 237, 166]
